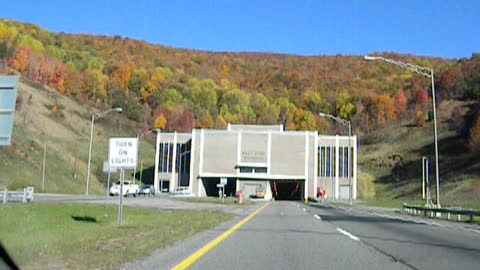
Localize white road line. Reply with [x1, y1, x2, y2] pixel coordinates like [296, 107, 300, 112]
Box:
[303, 208, 306, 212]
[465, 228, 480, 234]
[337, 228, 360, 241]
[314, 214, 322, 220]
[331, 205, 480, 235]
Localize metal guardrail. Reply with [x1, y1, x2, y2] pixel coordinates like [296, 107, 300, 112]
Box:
[1, 187, 34, 204]
[403, 203, 480, 223]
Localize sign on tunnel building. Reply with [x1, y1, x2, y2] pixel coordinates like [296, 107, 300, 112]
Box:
[153, 124, 357, 201]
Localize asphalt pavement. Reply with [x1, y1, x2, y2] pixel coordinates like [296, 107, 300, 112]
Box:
[177, 201, 480, 270]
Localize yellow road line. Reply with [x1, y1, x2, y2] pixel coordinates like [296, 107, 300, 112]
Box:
[171, 201, 272, 270]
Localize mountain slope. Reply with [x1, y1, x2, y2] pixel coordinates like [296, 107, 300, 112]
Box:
[0, 78, 155, 194]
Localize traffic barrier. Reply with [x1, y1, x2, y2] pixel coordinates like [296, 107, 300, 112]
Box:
[1, 187, 34, 204]
[403, 203, 480, 223]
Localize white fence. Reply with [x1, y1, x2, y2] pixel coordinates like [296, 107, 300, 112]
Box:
[1, 187, 34, 204]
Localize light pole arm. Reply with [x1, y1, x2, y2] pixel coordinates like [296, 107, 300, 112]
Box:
[319, 113, 350, 127]
[365, 56, 432, 78]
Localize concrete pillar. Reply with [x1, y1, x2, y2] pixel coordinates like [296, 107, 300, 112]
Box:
[314, 132, 318, 197]
[304, 132, 309, 200]
[170, 132, 178, 192]
[353, 135, 358, 199]
[188, 129, 196, 194]
[198, 178, 206, 197]
[335, 135, 340, 199]
[265, 181, 273, 200]
[153, 131, 161, 193]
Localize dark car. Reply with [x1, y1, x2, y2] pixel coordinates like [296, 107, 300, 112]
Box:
[138, 184, 155, 196]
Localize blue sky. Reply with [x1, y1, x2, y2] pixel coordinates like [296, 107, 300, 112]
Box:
[1, 0, 478, 59]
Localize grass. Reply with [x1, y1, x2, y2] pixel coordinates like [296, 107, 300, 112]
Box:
[0, 203, 233, 269]
[174, 196, 255, 205]
[358, 101, 480, 209]
[0, 81, 156, 195]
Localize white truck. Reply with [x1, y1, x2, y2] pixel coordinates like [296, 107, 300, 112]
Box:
[109, 180, 139, 197]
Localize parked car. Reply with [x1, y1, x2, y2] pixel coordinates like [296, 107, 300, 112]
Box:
[109, 180, 139, 197]
[139, 184, 155, 196]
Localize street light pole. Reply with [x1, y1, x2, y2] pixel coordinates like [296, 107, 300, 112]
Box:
[364, 55, 441, 207]
[430, 69, 441, 207]
[86, 114, 95, 195]
[85, 107, 122, 195]
[318, 112, 353, 205]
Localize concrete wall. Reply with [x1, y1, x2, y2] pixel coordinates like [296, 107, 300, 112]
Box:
[270, 133, 305, 176]
[202, 132, 237, 174]
[240, 133, 268, 164]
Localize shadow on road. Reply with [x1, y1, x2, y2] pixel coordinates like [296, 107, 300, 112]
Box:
[309, 204, 420, 224]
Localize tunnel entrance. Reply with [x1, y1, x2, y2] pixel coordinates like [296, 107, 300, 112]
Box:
[271, 180, 303, 200]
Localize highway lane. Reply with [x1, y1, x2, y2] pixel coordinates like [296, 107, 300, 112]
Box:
[188, 201, 410, 270]
[309, 203, 480, 270]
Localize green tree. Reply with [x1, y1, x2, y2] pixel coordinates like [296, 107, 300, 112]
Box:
[335, 92, 357, 120]
[159, 88, 183, 106]
[276, 98, 297, 130]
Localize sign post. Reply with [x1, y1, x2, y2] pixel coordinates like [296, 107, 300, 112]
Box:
[109, 137, 138, 225]
[103, 161, 118, 196]
[218, 178, 227, 203]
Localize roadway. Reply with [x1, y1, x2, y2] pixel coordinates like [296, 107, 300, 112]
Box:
[183, 201, 480, 270]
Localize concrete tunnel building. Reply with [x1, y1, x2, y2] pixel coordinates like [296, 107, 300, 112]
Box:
[152, 124, 357, 201]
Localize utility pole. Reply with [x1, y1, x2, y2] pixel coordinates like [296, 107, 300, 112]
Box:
[42, 132, 47, 192]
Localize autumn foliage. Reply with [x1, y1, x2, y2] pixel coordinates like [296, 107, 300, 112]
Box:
[1, 19, 480, 136]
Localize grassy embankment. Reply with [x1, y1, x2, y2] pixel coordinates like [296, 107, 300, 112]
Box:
[358, 100, 480, 210]
[0, 79, 156, 195]
[0, 203, 233, 269]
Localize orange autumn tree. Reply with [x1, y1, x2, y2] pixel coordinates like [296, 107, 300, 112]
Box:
[394, 89, 407, 117]
[198, 113, 214, 129]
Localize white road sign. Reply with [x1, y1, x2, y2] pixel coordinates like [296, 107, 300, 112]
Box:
[109, 138, 138, 169]
[220, 178, 227, 185]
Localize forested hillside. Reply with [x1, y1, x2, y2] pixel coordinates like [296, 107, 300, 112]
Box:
[1, 18, 480, 201]
[1, 18, 478, 134]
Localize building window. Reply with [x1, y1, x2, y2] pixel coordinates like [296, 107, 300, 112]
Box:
[319, 147, 325, 177]
[240, 167, 253, 173]
[239, 166, 267, 174]
[344, 147, 352, 178]
[339, 147, 344, 177]
[326, 147, 331, 177]
[319, 146, 339, 178]
[255, 167, 267, 174]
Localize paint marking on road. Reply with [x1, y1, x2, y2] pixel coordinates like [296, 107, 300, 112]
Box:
[303, 208, 306, 212]
[314, 214, 322, 220]
[336, 228, 360, 241]
[465, 228, 480, 234]
[332, 205, 480, 235]
[171, 202, 272, 270]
